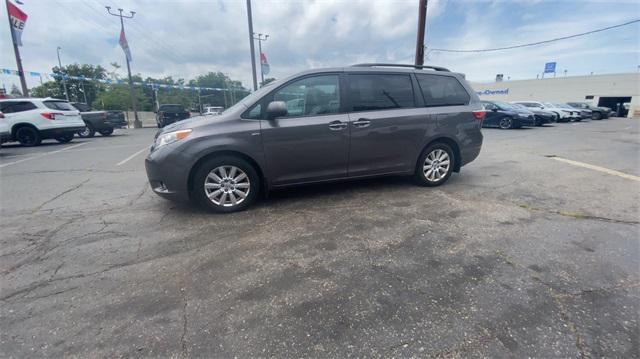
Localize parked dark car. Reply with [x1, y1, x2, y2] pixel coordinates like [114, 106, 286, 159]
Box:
[511, 103, 555, 126]
[566, 102, 610, 120]
[71, 102, 127, 137]
[481, 100, 535, 129]
[156, 104, 190, 128]
[146, 63, 485, 212]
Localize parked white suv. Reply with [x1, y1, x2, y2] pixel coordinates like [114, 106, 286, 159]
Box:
[512, 101, 575, 122]
[0, 98, 86, 146]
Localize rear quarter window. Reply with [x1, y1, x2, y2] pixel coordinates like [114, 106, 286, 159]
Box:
[416, 74, 470, 107]
[43, 101, 76, 111]
[159, 105, 185, 112]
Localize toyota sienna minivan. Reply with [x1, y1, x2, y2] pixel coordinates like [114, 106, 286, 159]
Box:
[145, 64, 484, 212]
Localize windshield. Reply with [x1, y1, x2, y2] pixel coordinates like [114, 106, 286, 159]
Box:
[43, 100, 76, 111]
[554, 103, 572, 109]
[222, 81, 280, 115]
[544, 102, 556, 108]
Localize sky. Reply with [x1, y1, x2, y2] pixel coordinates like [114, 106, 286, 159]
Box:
[1, 0, 639, 91]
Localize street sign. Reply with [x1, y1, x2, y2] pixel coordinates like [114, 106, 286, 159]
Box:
[544, 62, 556, 74]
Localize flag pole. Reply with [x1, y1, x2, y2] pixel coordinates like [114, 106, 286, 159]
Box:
[6, 0, 28, 96]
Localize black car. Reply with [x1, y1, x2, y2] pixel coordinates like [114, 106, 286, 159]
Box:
[156, 104, 190, 128]
[71, 102, 127, 137]
[511, 103, 555, 126]
[566, 102, 610, 120]
[481, 100, 535, 129]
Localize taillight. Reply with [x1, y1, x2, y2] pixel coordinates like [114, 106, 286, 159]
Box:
[41, 112, 63, 120]
[472, 110, 486, 121]
[0, 112, 4, 118]
[186, 111, 191, 118]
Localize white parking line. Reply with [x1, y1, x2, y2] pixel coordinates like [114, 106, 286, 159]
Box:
[0, 143, 87, 169]
[549, 156, 640, 182]
[116, 146, 149, 166]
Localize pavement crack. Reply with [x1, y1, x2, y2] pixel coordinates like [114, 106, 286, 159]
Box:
[179, 287, 189, 358]
[33, 179, 90, 213]
[517, 203, 639, 225]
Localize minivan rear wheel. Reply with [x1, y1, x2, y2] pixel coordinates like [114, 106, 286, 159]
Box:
[192, 156, 260, 213]
[415, 143, 455, 187]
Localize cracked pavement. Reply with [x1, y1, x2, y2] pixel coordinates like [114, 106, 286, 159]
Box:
[1, 119, 638, 357]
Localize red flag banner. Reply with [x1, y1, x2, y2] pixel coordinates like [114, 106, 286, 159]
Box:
[119, 28, 132, 62]
[7, 0, 28, 46]
[260, 52, 270, 75]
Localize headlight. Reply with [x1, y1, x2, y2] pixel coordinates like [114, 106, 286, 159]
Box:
[154, 129, 192, 149]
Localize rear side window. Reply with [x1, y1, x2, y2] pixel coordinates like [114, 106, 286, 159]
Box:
[44, 101, 76, 111]
[347, 74, 415, 111]
[0, 101, 37, 113]
[416, 74, 470, 107]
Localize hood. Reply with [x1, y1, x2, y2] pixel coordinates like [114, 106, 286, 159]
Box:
[159, 113, 235, 134]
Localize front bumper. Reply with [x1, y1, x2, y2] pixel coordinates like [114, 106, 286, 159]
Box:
[518, 115, 536, 126]
[145, 145, 191, 202]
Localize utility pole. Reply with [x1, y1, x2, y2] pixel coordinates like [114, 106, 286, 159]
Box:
[198, 89, 202, 114]
[106, 6, 141, 128]
[80, 80, 88, 103]
[6, 0, 28, 96]
[246, 0, 258, 91]
[252, 33, 269, 84]
[56, 47, 69, 101]
[414, 0, 428, 66]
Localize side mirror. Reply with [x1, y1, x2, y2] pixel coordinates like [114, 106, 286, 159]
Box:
[266, 101, 287, 119]
[491, 108, 498, 112]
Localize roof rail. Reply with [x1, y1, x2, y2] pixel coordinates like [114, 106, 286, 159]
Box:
[351, 63, 450, 72]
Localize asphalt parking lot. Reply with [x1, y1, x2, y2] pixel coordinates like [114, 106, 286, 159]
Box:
[1, 118, 638, 357]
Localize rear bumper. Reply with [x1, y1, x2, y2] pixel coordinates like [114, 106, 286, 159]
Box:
[40, 126, 86, 138]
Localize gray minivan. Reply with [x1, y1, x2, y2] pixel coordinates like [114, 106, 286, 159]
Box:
[145, 64, 484, 212]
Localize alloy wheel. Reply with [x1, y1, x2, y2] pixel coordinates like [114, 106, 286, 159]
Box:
[499, 118, 512, 129]
[423, 149, 451, 182]
[204, 165, 251, 207]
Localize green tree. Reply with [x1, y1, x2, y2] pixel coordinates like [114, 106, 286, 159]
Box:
[47, 63, 108, 105]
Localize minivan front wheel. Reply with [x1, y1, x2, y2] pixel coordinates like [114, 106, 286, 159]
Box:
[415, 143, 455, 187]
[192, 156, 259, 213]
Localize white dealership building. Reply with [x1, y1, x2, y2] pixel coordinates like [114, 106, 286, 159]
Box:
[470, 72, 640, 118]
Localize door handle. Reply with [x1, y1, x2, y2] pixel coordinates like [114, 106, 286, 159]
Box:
[328, 120, 347, 130]
[352, 118, 371, 128]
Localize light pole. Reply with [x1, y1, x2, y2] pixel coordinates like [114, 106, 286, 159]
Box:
[56, 47, 69, 101]
[245, 0, 258, 91]
[252, 33, 269, 84]
[106, 6, 141, 128]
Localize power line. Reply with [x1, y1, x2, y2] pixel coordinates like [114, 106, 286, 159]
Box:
[426, 19, 640, 53]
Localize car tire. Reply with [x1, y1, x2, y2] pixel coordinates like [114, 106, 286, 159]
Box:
[499, 117, 514, 129]
[99, 128, 114, 136]
[192, 156, 260, 213]
[55, 133, 74, 143]
[414, 142, 455, 187]
[592, 112, 602, 120]
[78, 124, 95, 138]
[15, 126, 41, 146]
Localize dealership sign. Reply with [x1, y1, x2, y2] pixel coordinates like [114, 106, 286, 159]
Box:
[544, 62, 556, 74]
[476, 88, 509, 96]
